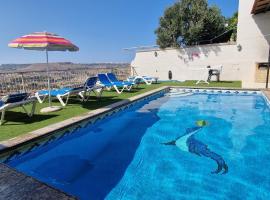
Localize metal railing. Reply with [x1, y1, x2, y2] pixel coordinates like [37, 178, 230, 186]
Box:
[0, 67, 131, 96]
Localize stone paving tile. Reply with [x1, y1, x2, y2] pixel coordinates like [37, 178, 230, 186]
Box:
[0, 164, 26, 193]
[262, 90, 270, 101]
[0, 164, 75, 200]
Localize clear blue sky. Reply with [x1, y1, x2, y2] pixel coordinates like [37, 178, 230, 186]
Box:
[0, 0, 239, 64]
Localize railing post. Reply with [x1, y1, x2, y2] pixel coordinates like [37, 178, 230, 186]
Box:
[21, 72, 25, 92]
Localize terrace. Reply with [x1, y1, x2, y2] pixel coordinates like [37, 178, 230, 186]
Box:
[0, 0, 269, 199]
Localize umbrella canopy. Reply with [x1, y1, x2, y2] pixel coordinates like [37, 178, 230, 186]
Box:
[8, 32, 79, 51]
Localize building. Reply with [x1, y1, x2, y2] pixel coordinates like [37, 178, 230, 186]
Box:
[130, 0, 270, 88]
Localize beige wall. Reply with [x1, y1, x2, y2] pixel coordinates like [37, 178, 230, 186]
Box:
[131, 0, 270, 88]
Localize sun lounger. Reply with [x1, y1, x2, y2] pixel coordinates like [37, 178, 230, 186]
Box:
[0, 93, 37, 125]
[127, 75, 158, 85]
[97, 74, 132, 94]
[107, 73, 134, 87]
[35, 77, 104, 106]
[35, 86, 86, 107]
[81, 76, 105, 100]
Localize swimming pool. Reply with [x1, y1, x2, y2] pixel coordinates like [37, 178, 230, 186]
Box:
[4, 88, 270, 199]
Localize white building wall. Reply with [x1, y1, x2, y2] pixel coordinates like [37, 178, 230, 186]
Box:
[132, 44, 243, 82]
[236, 0, 270, 87]
[130, 0, 270, 88]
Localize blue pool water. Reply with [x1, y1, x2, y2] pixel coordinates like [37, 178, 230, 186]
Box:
[6, 90, 270, 199]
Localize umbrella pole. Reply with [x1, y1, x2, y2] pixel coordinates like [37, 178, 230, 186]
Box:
[40, 50, 61, 113]
[46, 49, 52, 107]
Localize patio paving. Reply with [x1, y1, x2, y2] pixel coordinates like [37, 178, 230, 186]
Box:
[263, 90, 270, 100]
[0, 164, 75, 200]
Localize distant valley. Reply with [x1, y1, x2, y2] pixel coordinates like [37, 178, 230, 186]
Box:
[0, 62, 130, 72]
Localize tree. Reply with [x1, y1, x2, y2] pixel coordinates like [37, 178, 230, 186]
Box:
[155, 0, 227, 48]
[155, 4, 181, 48]
[226, 12, 238, 42]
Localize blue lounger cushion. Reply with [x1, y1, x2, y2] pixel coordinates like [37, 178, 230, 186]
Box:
[38, 87, 84, 97]
[2, 93, 28, 104]
[85, 77, 98, 88]
[98, 74, 113, 85]
[142, 76, 153, 80]
[104, 82, 126, 87]
[0, 100, 4, 107]
[98, 74, 126, 87]
[38, 89, 69, 96]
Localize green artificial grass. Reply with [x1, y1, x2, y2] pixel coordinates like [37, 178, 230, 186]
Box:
[0, 81, 241, 141]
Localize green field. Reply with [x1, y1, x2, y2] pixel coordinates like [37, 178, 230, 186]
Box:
[0, 81, 241, 141]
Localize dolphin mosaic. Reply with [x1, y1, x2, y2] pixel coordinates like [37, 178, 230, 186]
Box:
[163, 120, 228, 174]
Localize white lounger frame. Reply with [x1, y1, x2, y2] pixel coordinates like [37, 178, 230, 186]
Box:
[102, 83, 132, 94]
[0, 98, 37, 125]
[128, 76, 156, 85]
[81, 85, 105, 101]
[189, 68, 210, 85]
[35, 88, 86, 107]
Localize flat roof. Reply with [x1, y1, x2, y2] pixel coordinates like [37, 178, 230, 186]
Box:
[252, 0, 270, 14]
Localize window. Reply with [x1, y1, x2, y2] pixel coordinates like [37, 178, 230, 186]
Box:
[255, 62, 270, 83]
